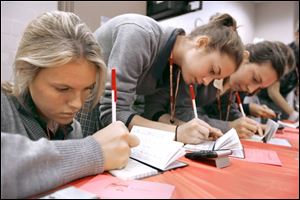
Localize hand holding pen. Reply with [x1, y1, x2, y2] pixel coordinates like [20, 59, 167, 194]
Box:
[234, 91, 263, 137]
[172, 85, 223, 144]
[189, 84, 223, 139]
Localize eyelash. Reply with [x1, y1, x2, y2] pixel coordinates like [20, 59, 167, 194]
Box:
[56, 87, 70, 92]
[210, 66, 216, 75]
[253, 77, 259, 83]
[56, 86, 94, 93]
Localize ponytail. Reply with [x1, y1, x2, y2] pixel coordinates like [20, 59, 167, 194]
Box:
[209, 13, 237, 31]
[188, 13, 243, 70]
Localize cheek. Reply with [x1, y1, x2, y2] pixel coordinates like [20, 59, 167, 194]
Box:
[230, 74, 238, 84]
[31, 88, 65, 116]
[194, 62, 210, 78]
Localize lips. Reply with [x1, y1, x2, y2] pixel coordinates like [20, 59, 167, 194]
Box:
[60, 112, 77, 117]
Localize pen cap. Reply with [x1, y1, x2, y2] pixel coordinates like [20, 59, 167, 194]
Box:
[111, 68, 117, 101]
[189, 84, 195, 100]
[235, 91, 242, 104]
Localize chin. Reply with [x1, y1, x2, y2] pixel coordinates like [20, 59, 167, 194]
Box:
[56, 118, 73, 125]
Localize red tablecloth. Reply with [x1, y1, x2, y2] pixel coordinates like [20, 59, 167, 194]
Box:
[69, 128, 299, 199]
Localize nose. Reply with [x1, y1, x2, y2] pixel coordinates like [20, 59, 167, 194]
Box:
[68, 92, 84, 110]
[202, 77, 214, 86]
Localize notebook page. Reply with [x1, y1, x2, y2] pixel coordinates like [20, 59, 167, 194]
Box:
[184, 141, 215, 152]
[263, 119, 279, 142]
[109, 158, 158, 180]
[278, 120, 299, 128]
[130, 126, 184, 171]
[267, 138, 292, 147]
[214, 128, 242, 150]
[164, 147, 186, 168]
[247, 119, 278, 142]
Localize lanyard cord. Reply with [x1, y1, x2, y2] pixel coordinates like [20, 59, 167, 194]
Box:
[169, 53, 181, 124]
[217, 90, 233, 121]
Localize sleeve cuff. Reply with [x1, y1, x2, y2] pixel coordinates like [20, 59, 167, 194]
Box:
[125, 114, 136, 127]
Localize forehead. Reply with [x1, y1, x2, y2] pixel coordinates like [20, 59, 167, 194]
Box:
[36, 58, 97, 87]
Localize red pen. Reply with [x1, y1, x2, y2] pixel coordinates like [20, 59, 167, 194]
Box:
[235, 91, 246, 117]
[111, 68, 117, 123]
[189, 84, 198, 119]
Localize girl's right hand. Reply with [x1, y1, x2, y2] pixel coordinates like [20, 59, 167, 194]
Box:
[249, 103, 276, 118]
[176, 118, 223, 144]
[229, 117, 258, 139]
[92, 121, 140, 171]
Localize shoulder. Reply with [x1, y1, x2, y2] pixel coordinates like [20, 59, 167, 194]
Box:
[1, 90, 17, 116]
[98, 14, 162, 32]
[1, 90, 28, 135]
[95, 14, 176, 42]
[1, 90, 10, 104]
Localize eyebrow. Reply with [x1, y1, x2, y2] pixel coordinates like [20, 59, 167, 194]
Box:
[216, 65, 221, 76]
[53, 82, 95, 89]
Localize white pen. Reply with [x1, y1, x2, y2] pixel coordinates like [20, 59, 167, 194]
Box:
[189, 84, 198, 119]
[111, 68, 117, 123]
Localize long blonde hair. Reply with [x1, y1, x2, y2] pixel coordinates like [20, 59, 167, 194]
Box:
[2, 10, 106, 108]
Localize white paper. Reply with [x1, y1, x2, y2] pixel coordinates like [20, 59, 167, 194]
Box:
[267, 138, 292, 147]
[130, 126, 185, 171]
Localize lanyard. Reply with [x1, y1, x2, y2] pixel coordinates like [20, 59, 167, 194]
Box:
[217, 90, 233, 121]
[169, 53, 181, 124]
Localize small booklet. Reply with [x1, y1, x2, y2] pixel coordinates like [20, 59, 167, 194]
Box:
[109, 158, 159, 181]
[109, 126, 187, 180]
[247, 119, 279, 143]
[184, 128, 244, 158]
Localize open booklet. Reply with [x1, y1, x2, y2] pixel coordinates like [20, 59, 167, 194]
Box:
[247, 119, 279, 143]
[184, 128, 245, 158]
[109, 126, 187, 180]
[247, 119, 291, 147]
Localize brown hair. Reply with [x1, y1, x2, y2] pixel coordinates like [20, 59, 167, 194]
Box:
[245, 41, 287, 80]
[274, 41, 296, 75]
[188, 13, 244, 70]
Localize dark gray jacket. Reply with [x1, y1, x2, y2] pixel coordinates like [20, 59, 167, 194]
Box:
[1, 91, 104, 198]
[175, 80, 242, 133]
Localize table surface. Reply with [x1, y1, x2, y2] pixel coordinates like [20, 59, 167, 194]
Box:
[68, 129, 299, 199]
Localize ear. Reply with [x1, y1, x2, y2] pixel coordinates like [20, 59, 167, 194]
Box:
[195, 36, 209, 48]
[243, 50, 250, 61]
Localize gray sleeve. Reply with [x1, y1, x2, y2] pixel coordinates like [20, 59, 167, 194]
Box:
[180, 107, 232, 134]
[99, 24, 153, 126]
[1, 133, 104, 199]
[197, 113, 232, 133]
